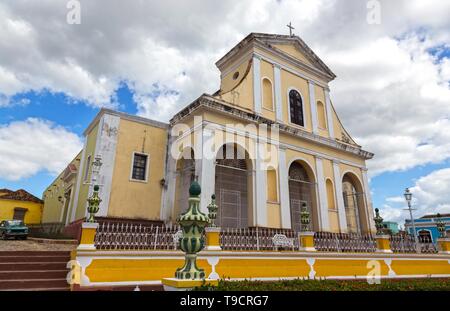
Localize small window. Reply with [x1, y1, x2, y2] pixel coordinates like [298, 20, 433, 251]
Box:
[289, 89, 304, 127]
[84, 155, 91, 183]
[131, 153, 148, 181]
[262, 78, 273, 110]
[317, 101, 327, 129]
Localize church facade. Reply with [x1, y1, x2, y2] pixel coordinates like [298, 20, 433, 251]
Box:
[43, 33, 375, 234]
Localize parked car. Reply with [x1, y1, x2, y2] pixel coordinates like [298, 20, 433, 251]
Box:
[0, 220, 28, 240]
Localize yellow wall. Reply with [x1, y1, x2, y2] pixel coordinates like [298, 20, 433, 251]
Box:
[42, 151, 82, 223]
[108, 119, 168, 220]
[0, 200, 43, 225]
[74, 123, 99, 221]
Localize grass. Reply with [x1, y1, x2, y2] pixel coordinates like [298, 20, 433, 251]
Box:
[193, 278, 450, 291]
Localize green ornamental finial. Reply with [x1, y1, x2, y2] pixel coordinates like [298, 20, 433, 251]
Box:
[374, 208, 384, 235]
[189, 180, 201, 197]
[86, 185, 101, 223]
[207, 194, 218, 227]
[300, 202, 310, 232]
[175, 180, 210, 280]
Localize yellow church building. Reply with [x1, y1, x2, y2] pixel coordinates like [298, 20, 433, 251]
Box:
[43, 33, 375, 236]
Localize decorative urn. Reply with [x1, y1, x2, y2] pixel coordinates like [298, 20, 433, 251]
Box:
[86, 185, 101, 223]
[374, 208, 384, 235]
[207, 194, 218, 227]
[175, 180, 210, 280]
[300, 202, 311, 232]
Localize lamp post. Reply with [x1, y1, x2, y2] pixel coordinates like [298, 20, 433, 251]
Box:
[404, 188, 419, 252]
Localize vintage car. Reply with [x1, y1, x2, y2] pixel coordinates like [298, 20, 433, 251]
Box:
[0, 220, 29, 240]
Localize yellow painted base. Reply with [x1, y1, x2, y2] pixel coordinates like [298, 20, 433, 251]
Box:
[78, 222, 98, 250]
[438, 238, 450, 254]
[299, 232, 316, 251]
[375, 235, 392, 253]
[205, 228, 222, 251]
[74, 251, 450, 288]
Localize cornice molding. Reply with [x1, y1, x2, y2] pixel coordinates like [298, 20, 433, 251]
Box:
[169, 95, 374, 160]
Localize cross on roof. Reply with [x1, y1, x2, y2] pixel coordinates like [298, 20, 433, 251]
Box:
[286, 22, 295, 36]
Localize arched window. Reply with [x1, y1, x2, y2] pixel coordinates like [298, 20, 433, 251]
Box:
[326, 179, 340, 232]
[288, 161, 315, 232]
[342, 175, 363, 234]
[317, 101, 327, 129]
[262, 78, 273, 110]
[266, 168, 278, 202]
[289, 89, 304, 127]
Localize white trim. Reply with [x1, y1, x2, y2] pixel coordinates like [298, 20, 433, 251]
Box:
[278, 148, 290, 229]
[129, 151, 150, 183]
[252, 55, 262, 115]
[286, 156, 317, 182]
[333, 161, 347, 232]
[287, 87, 306, 129]
[308, 81, 319, 134]
[273, 65, 283, 123]
[198, 128, 216, 215]
[362, 169, 375, 232]
[261, 76, 275, 111]
[315, 157, 329, 231]
[325, 90, 335, 138]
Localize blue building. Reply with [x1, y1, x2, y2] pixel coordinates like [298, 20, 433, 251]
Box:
[404, 214, 450, 243]
[382, 221, 399, 234]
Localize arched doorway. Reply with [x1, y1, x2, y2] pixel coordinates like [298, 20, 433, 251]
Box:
[215, 144, 252, 228]
[418, 230, 432, 243]
[174, 149, 195, 216]
[288, 160, 318, 232]
[342, 172, 366, 234]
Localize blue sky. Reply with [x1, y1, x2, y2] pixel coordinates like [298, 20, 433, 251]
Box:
[0, 0, 449, 227]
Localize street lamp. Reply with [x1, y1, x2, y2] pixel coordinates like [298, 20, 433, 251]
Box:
[404, 188, 419, 252]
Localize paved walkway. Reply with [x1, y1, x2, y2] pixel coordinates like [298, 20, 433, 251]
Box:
[0, 240, 76, 251]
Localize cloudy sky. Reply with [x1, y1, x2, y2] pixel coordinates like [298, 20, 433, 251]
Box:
[0, 0, 449, 227]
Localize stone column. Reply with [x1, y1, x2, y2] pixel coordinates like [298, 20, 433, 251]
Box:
[324, 89, 335, 139]
[309, 81, 319, 135]
[252, 55, 262, 115]
[315, 157, 329, 231]
[362, 168, 376, 233]
[333, 161, 347, 232]
[254, 141, 267, 227]
[273, 65, 283, 123]
[196, 128, 215, 215]
[278, 148, 291, 229]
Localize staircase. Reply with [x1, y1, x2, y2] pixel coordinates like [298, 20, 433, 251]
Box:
[0, 251, 71, 291]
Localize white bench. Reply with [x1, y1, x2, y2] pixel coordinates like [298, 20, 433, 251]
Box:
[172, 230, 183, 250]
[272, 234, 295, 251]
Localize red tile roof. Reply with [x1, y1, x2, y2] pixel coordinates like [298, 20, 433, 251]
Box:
[0, 189, 43, 204]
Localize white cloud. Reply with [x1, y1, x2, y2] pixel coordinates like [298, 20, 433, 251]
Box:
[0, 0, 449, 179]
[383, 168, 450, 224]
[0, 118, 83, 181]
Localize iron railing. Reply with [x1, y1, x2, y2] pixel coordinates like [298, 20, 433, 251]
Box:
[94, 222, 181, 250]
[390, 234, 438, 253]
[219, 227, 299, 251]
[93, 222, 439, 254]
[314, 232, 377, 253]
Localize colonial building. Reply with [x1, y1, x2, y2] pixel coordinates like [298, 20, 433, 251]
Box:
[43, 33, 375, 234]
[0, 188, 43, 224]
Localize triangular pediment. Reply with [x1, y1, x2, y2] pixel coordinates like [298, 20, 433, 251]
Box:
[252, 33, 336, 80]
[216, 33, 336, 82]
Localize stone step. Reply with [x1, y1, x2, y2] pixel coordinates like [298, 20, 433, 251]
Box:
[0, 262, 68, 271]
[0, 270, 68, 280]
[0, 256, 70, 263]
[0, 278, 69, 290]
[2, 287, 70, 291]
[0, 251, 70, 257]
